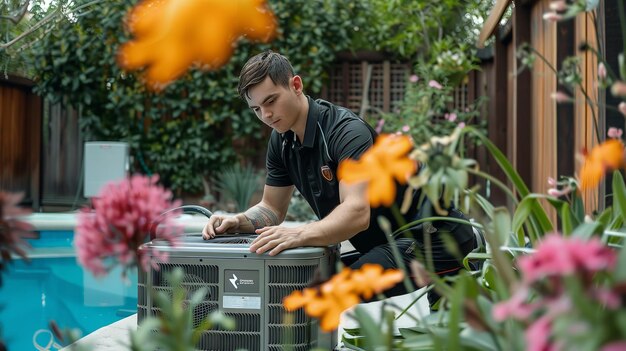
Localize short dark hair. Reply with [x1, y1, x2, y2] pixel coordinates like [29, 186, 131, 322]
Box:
[237, 50, 295, 100]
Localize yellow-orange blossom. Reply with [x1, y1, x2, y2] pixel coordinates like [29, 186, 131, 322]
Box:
[579, 139, 625, 190]
[117, 0, 277, 90]
[283, 264, 404, 331]
[338, 134, 416, 207]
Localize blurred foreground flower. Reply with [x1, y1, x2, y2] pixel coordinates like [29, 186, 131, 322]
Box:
[118, 0, 277, 90]
[76, 175, 183, 277]
[0, 191, 35, 284]
[283, 264, 403, 331]
[338, 134, 416, 207]
[579, 139, 625, 190]
[493, 234, 625, 350]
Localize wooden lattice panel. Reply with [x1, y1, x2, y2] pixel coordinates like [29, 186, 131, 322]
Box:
[324, 60, 410, 121]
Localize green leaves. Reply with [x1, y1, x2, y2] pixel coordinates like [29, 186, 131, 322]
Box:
[30, 0, 366, 195]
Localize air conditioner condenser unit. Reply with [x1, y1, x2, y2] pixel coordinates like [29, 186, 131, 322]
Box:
[137, 234, 338, 351]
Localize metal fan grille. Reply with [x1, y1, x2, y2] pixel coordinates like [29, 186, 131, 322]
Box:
[204, 234, 257, 244]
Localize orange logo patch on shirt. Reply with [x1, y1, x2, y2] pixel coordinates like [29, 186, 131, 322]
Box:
[321, 165, 333, 182]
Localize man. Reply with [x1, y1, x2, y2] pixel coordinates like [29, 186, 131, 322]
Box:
[202, 50, 477, 307]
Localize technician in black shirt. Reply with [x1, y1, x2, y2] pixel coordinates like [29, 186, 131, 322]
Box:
[202, 50, 477, 307]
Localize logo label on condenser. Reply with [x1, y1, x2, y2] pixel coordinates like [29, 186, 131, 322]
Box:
[224, 269, 259, 293]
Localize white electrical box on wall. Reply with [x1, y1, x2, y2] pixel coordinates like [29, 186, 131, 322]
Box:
[84, 142, 129, 198]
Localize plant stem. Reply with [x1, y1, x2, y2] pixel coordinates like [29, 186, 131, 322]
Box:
[618, 0, 626, 64]
[466, 168, 519, 204]
[579, 85, 602, 142]
[529, 47, 602, 142]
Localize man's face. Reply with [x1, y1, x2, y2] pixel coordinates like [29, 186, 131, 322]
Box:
[245, 76, 302, 133]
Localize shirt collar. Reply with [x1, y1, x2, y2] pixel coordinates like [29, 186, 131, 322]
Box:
[302, 96, 319, 148]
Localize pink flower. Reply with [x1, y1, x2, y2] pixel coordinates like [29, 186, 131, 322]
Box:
[591, 287, 621, 309]
[608, 127, 625, 138]
[375, 119, 385, 134]
[567, 236, 617, 272]
[401, 125, 410, 132]
[458, 122, 466, 129]
[547, 177, 557, 187]
[549, 0, 568, 12]
[598, 63, 607, 80]
[445, 113, 457, 122]
[526, 316, 555, 351]
[409, 74, 419, 83]
[547, 185, 572, 197]
[550, 91, 571, 103]
[608, 127, 623, 139]
[75, 174, 183, 277]
[518, 234, 617, 285]
[518, 234, 578, 283]
[492, 287, 537, 321]
[602, 342, 626, 351]
[618, 102, 626, 117]
[543, 12, 563, 21]
[428, 80, 443, 89]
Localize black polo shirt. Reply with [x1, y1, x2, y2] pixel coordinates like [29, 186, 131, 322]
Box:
[266, 97, 396, 253]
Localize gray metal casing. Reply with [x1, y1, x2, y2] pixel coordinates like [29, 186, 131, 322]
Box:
[137, 234, 337, 351]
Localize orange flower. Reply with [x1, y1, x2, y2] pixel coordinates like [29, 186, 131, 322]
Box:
[117, 0, 277, 90]
[579, 139, 625, 190]
[338, 134, 416, 207]
[282, 264, 404, 331]
[350, 263, 405, 299]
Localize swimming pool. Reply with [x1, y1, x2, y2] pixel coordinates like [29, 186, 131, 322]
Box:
[0, 225, 138, 351]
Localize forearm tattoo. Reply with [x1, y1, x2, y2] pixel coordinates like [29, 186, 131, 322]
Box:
[245, 206, 279, 229]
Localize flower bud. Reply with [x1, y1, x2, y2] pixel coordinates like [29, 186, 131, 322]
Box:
[549, 0, 568, 12]
[598, 63, 607, 80]
[612, 81, 626, 97]
[619, 102, 626, 117]
[550, 91, 572, 103]
[543, 12, 563, 21]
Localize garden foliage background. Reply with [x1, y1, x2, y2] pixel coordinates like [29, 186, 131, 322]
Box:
[4, 0, 626, 351]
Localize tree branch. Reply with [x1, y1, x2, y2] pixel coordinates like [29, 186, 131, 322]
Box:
[0, 0, 30, 24]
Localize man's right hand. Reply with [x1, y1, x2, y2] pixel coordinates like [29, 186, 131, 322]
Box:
[202, 215, 239, 239]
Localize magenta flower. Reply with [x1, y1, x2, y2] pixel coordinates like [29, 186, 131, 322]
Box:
[75, 174, 183, 277]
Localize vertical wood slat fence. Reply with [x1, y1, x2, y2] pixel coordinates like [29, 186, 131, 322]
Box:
[0, 76, 41, 209]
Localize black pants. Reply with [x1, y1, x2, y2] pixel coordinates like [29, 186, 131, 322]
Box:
[341, 229, 477, 309]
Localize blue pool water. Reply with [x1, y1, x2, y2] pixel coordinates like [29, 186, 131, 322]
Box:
[0, 230, 138, 351]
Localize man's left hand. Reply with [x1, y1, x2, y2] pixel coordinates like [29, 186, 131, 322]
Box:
[250, 226, 303, 256]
